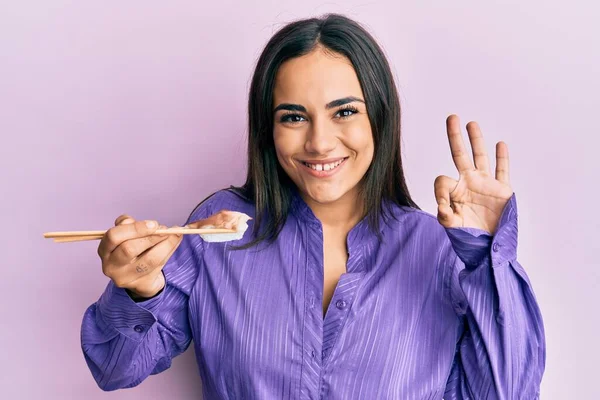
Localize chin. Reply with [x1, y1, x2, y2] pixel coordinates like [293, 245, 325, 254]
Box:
[302, 185, 349, 205]
[308, 193, 340, 204]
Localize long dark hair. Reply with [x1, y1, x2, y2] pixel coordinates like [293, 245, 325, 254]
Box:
[198, 13, 420, 250]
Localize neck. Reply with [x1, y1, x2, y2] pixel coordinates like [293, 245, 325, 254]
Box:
[301, 186, 365, 232]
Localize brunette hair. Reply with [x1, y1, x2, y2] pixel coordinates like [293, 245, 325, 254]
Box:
[193, 13, 420, 250]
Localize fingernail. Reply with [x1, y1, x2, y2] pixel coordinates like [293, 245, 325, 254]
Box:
[146, 220, 156, 228]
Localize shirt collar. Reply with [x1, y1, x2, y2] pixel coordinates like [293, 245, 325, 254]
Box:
[289, 185, 391, 253]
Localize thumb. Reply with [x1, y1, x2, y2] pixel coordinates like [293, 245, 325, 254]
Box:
[437, 202, 454, 221]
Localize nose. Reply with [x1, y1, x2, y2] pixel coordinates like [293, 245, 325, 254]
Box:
[304, 117, 337, 155]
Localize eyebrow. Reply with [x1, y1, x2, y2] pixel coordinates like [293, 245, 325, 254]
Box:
[273, 96, 365, 113]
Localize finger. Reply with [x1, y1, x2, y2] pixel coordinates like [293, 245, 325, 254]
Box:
[495, 141, 510, 184]
[98, 216, 137, 259]
[110, 234, 170, 267]
[446, 114, 474, 173]
[437, 202, 455, 226]
[127, 232, 183, 285]
[137, 231, 182, 271]
[434, 175, 457, 226]
[103, 219, 160, 254]
[466, 121, 491, 174]
[434, 175, 457, 206]
[109, 225, 170, 266]
[115, 214, 135, 226]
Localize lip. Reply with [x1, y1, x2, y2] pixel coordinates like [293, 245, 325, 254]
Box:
[297, 157, 349, 178]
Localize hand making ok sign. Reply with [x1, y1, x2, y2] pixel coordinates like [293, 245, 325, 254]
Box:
[434, 114, 514, 235]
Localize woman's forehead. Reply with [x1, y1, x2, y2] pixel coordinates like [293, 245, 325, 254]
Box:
[273, 50, 362, 105]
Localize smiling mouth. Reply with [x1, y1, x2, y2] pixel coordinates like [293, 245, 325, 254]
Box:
[300, 157, 349, 172]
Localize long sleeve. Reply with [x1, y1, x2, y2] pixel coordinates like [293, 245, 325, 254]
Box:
[442, 193, 546, 399]
[80, 201, 214, 391]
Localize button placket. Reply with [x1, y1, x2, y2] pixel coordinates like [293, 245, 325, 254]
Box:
[321, 271, 364, 368]
[300, 224, 325, 399]
[491, 241, 506, 266]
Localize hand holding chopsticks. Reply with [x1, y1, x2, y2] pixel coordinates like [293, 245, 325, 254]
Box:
[44, 211, 252, 299]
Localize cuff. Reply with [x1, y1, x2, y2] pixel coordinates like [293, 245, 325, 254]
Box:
[96, 279, 165, 341]
[445, 192, 519, 269]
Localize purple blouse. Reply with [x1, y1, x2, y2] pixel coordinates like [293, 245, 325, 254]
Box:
[81, 188, 545, 399]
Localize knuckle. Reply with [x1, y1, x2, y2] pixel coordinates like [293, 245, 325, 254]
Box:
[105, 229, 118, 246]
[120, 242, 137, 259]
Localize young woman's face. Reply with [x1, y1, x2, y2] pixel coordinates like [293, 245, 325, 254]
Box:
[273, 48, 374, 206]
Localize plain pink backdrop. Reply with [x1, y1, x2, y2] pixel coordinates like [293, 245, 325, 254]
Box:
[2, 1, 598, 399]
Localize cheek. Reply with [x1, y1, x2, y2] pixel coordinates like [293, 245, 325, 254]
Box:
[273, 130, 288, 157]
[273, 129, 300, 166]
[343, 121, 374, 159]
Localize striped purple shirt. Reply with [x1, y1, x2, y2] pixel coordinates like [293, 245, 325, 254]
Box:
[81, 188, 545, 399]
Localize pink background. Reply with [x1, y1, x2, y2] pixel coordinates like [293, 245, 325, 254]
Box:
[2, 1, 598, 399]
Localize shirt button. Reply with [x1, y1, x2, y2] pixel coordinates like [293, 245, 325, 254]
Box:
[335, 300, 347, 310]
[133, 325, 145, 333]
[492, 242, 500, 252]
[311, 350, 316, 358]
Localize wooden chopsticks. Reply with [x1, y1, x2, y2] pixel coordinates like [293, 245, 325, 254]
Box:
[43, 227, 237, 243]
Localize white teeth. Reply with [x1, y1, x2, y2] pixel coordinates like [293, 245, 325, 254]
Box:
[304, 158, 345, 171]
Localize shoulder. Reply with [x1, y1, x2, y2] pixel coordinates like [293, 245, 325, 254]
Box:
[185, 187, 255, 224]
[382, 201, 448, 242]
[382, 203, 457, 278]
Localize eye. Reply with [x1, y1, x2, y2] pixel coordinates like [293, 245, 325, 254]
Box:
[336, 105, 359, 119]
[279, 105, 360, 124]
[280, 113, 306, 124]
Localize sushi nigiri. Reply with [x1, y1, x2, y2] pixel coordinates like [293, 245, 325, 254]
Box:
[185, 210, 252, 242]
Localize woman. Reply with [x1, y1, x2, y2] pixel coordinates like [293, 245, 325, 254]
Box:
[81, 13, 546, 399]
